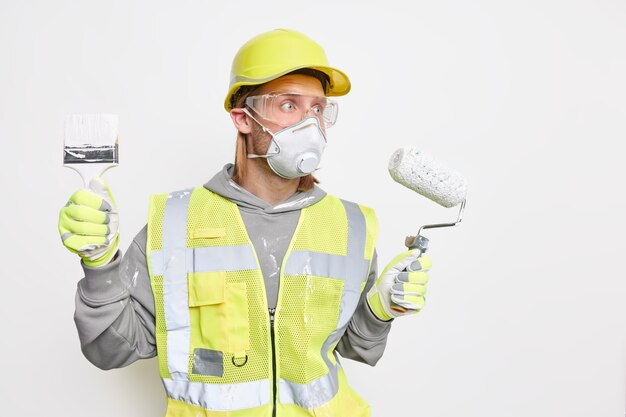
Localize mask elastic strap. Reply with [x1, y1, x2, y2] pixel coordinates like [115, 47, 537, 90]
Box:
[242, 108, 274, 135]
[242, 108, 277, 159]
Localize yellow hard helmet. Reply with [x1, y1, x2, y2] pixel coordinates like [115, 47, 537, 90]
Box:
[224, 28, 351, 112]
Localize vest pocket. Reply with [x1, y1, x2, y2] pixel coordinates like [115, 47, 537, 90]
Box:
[187, 272, 251, 373]
[188, 271, 225, 306]
[226, 282, 250, 355]
[302, 275, 343, 331]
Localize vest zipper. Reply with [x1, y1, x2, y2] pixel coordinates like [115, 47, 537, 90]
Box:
[269, 307, 277, 417]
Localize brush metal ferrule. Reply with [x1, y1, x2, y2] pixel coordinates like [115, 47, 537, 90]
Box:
[63, 143, 119, 164]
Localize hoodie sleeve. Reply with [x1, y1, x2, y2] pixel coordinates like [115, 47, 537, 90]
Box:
[335, 250, 394, 366]
[74, 225, 156, 370]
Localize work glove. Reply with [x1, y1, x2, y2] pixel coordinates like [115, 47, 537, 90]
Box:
[366, 250, 432, 321]
[58, 177, 119, 268]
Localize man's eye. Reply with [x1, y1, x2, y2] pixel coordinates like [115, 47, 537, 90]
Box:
[311, 105, 323, 114]
[280, 102, 295, 111]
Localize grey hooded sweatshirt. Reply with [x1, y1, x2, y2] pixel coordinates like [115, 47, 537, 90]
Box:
[74, 164, 392, 370]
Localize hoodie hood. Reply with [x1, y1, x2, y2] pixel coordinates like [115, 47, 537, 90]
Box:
[203, 163, 327, 214]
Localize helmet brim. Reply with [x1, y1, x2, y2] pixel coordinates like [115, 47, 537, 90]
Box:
[224, 64, 351, 112]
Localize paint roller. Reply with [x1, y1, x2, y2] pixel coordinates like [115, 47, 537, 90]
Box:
[388, 147, 468, 253]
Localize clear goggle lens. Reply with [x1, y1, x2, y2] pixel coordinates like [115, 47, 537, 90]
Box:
[245, 93, 339, 129]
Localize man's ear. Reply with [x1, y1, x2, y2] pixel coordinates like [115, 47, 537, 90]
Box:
[230, 108, 252, 134]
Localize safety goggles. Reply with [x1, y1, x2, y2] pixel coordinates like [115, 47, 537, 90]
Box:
[245, 93, 339, 129]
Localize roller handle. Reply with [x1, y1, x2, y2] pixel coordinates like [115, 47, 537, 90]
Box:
[405, 234, 429, 254]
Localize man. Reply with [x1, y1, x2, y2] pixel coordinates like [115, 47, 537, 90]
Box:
[59, 28, 432, 417]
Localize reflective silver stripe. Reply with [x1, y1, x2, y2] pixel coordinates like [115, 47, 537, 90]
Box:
[280, 199, 370, 409]
[150, 245, 257, 276]
[193, 245, 257, 271]
[283, 250, 350, 278]
[163, 378, 271, 411]
[333, 200, 369, 329]
[317, 200, 368, 398]
[150, 249, 165, 276]
[161, 189, 194, 379]
[279, 363, 340, 409]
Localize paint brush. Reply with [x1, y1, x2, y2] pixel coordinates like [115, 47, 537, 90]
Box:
[63, 114, 119, 187]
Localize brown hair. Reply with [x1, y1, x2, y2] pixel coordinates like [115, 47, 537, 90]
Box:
[231, 69, 328, 191]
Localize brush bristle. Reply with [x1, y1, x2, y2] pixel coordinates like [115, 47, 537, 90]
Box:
[64, 114, 118, 147]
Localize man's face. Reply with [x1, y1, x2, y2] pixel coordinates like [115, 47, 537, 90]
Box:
[247, 74, 326, 156]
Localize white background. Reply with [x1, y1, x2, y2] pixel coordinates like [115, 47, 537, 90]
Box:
[1, 0, 625, 416]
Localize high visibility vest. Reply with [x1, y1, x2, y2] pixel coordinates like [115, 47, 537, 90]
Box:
[146, 187, 379, 417]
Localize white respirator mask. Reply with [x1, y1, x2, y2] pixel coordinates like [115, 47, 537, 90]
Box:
[244, 108, 327, 179]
